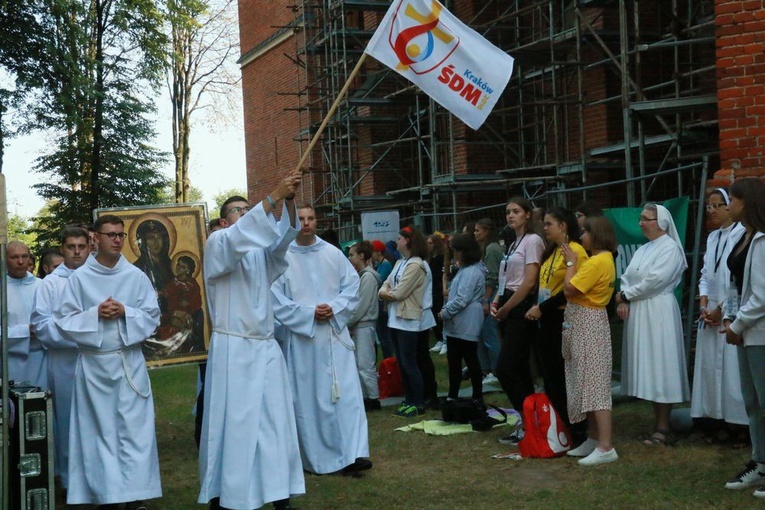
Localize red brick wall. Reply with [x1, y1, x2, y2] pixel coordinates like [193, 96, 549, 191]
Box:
[714, 0, 765, 185]
[238, 0, 303, 204]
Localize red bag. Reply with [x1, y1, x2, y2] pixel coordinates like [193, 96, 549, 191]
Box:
[377, 357, 404, 399]
[518, 393, 571, 458]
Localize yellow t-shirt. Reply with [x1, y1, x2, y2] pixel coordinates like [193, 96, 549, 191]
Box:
[538, 242, 588, 304]
[568, 251, 616, 309]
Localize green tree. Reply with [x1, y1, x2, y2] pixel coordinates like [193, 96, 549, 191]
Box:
[210, 187, 246, 218]
[7, 213, 36, 247]
[23, 0, 170, 246]
[165, 0, 239, 203]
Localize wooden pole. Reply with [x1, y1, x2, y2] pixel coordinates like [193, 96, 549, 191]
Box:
[294, 53, 368, 174]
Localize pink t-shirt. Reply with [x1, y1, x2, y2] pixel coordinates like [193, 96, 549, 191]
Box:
[498, 232, 545, 292]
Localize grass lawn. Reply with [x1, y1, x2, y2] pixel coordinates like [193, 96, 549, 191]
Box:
[61, 341, 756, 509]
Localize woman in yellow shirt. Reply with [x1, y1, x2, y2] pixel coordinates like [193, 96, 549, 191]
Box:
[525, 207, 588, 446]
[561, 216, 618, 466]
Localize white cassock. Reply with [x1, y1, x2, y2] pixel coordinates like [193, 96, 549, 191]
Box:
[55, 254, 161, 505]
[272, 237, 369, 474]
[621, 234, 690, 403]
[30, 263, 79, 488]
[7, 272, 46, 388]
[691, 222, 747, 424]
[198, 203, 305, 510]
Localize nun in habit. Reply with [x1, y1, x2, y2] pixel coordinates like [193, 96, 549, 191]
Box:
[615, 203, 689, 446]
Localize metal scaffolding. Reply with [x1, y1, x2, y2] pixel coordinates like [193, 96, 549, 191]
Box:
[288, 0, 718, 238]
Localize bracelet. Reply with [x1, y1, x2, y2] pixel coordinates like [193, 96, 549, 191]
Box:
[265, 195, 277, 208]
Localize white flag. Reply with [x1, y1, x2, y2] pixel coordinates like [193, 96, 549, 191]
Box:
[365, 0, 514, 130]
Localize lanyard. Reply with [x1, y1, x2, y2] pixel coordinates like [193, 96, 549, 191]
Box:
[392, 257, 410, 286]
[713, 223, 736, 274]
[543, 247, 559, 285]
[501, 232, 527, 275]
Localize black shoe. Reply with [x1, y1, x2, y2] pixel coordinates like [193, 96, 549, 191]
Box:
[364, 398, 382, 411]
[209, 497, 224, 510]
[97, 506, 120, 510]
[273, 497, 298, 510]
[126, 502, 148, 510]
[341, 457, 373, 475]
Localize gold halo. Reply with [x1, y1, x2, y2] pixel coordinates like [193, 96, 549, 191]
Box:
[128, 213, 178, 257]
[171, 251, 201, 280]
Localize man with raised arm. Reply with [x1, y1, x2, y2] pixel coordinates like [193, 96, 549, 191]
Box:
[31, 226, 90, 493]
[55, 215, 161, 510]
[272, 205, 371, 476]
[198, 171, 304, 510]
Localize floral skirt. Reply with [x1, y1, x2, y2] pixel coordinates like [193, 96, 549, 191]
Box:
[562, 303, 612, 423]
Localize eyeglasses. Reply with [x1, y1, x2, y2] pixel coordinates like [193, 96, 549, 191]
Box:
[225, 206, 251, 216]
[705, 203, 726, 211]
[98, 232, 127, 240]
[638, 217, 658, 224]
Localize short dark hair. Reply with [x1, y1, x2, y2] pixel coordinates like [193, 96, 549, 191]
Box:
[208, 218, 222, 231]
[177, 255, 196, 275]
[351, 240, 373, 261]
[94, 214, 124, 231]
[449, 233, 482, 266]
[220, 196, 248, 219]
[584, 216, 617, 253]
[59, 226, 89, 244]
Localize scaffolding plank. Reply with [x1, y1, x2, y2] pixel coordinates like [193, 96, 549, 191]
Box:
[588, 134, 674, 157]
[629, 95, 717, 115]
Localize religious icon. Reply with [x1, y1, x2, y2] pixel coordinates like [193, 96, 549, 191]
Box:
[95, 203, 211, 367]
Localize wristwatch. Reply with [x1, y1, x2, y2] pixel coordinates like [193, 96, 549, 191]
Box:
[565, 260, 574, 267]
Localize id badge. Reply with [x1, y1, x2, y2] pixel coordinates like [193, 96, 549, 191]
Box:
[538, 287, 551, 305]
[725, 285, 740, 317]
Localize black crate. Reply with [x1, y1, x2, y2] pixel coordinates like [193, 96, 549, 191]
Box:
[8, 384, 55, 510]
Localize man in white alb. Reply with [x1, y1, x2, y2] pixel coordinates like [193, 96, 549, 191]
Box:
[55, 215, 161, 509]
[31, 225, 90, 492]
[198, 171, 304, 510]
[272, 205, 371, 476]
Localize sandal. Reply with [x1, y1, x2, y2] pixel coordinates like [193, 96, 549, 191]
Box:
[641, 428, 676, 446]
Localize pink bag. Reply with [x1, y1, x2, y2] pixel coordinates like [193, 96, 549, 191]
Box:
[518, 393, 572, 458]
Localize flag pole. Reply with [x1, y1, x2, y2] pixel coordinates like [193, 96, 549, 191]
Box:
[294, 53, 368, 174]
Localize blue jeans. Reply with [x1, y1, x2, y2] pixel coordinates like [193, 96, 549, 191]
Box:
[477, 314, 500, 373]
[390, 328, 424, 408]
[738, 345, 765, 464]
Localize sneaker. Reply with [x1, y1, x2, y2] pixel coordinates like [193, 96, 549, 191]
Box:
[578, 447, 618, 466]
[567, 437, 598, 458]
[439, 344, 448, 355]
[482, 373, 499, 386]
[498, 429, 524, 446]
[430, 341, 444, 353]
[393, 405, 423, 418]
[754, 487, 765, 498]
[725, 461, 765, 489]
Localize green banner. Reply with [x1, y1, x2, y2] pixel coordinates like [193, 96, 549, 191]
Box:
[604, 196, 689, 300]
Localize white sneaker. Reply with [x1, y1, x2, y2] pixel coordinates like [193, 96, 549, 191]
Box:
[567, 437, 598, 458]
[438, 344, 448, 355]
[482, 373, 499, 386]
[430, 341, 444, 353]
[578, 447, 618, 466]
[726, 461, 765, 489]
[754, 487, 765, 499]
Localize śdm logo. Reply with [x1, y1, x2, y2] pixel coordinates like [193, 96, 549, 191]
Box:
[390, 1, 459, 75]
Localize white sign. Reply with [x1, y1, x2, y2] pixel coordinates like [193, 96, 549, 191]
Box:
[361, 210, 400, 243]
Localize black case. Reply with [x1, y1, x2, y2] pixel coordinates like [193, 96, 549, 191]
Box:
[8, 384, 55, 510]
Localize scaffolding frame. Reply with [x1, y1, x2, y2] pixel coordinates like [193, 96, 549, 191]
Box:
[287, 0, 717, 239]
